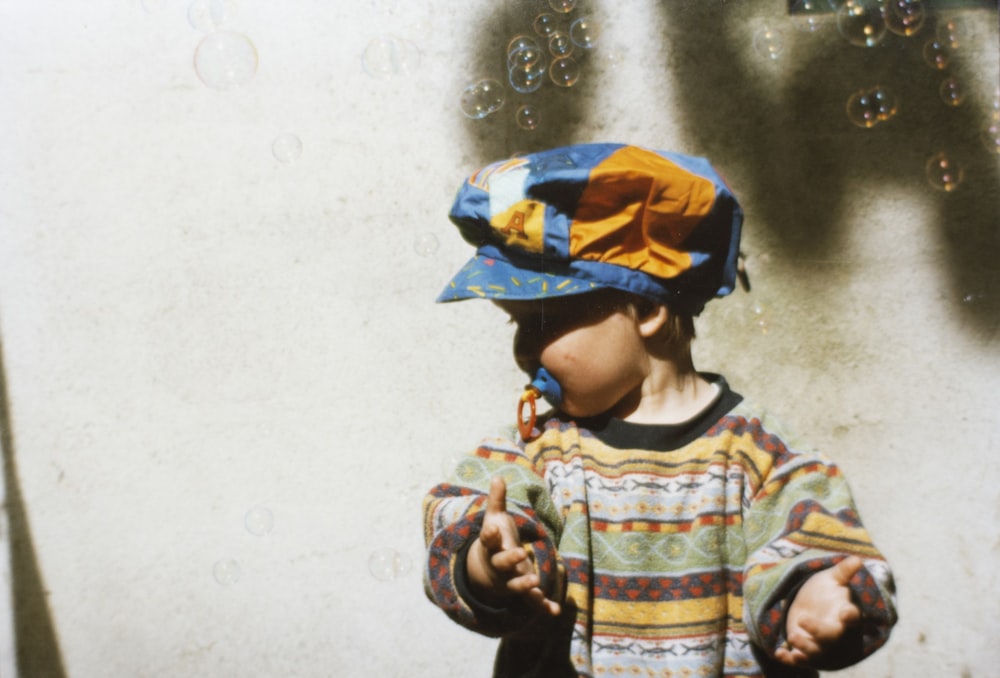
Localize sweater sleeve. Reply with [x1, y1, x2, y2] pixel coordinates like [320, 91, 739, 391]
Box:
[422, 435, 565, 637]
[738, 417, 897, 670]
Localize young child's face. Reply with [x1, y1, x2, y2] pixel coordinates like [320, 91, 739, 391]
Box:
[496, 290, 649, 418]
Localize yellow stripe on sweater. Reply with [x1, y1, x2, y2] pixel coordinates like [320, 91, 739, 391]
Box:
[567, 584, 746, 638]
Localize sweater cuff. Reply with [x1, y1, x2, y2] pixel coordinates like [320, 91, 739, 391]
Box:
[758, 557, 892, 671]
[426, 499, 560, 637]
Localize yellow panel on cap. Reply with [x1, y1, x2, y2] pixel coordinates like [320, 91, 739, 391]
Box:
[569, 146, 716, 280]
[490, 199, 547, 254]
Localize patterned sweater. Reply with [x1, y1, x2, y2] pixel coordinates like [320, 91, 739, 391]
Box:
[423, 377, 897, 677]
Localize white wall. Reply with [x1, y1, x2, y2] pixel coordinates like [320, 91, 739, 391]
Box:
[1, 1, 998, 676]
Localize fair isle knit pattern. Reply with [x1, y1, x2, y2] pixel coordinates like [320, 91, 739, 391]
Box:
[423, 386, 897, 677]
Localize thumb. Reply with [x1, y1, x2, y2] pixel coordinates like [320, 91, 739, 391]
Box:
[831, 555, 864, 585]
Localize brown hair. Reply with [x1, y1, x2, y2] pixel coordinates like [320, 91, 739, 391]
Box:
[618, 292, 696, 350]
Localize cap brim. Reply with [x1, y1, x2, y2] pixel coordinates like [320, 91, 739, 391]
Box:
[436, 249, 605, 303]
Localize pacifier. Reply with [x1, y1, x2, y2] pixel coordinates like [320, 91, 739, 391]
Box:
[517, 367, 563, 441]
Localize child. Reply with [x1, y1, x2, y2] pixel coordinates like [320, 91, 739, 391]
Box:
[423, 143, 896, 677]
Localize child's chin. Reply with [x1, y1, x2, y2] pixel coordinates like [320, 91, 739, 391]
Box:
[559, 400, 605, 419]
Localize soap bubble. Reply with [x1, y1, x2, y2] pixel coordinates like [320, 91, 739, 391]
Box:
[533, 13, 559, 37]
[508, 43, 544, 70]
[362, 35, 420, 78]
[790, 0, 830, 33]
[836, 0, 888, 47]
[935, 18, 962, 49]
[548, 0, 576, 13]
[961, 290, 986, 305]
[413, 232, 439, 256]
[213, 558, 241, 585]
[549, 57, 580, 87]
[871, 86, 899, 121]
[883, 0, 925, 37]
[188, 0, 237, 31]
[368, 548, 412, 581]
[194, 31, 258, 90]
[922, 39, 950, 70]
[752, 26, 786, 60]
[508, 35, 541, 59]
[460, 79, 505, 119]
[846, 91, 880, 128]
[549, 31, 574, 58]
[938, 76, 965, 107]
[570, 17, 600, 48]
[509, 63, 546, 94]
[516, 105, 540, 131]
[846, 86, 898, 128]
[983, 95, 1000, 154]
[750, 301, 769, 334]
[602, 47, 626, 70]
[925, 151, 964, 192]
[983, 119, 1000, 155]
[272, 134, 303, 163]
[245, 506, 274, 536]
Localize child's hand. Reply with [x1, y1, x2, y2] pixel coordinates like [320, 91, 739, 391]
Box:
[466, 476, 562, 618]
[775, 556, 863, 668]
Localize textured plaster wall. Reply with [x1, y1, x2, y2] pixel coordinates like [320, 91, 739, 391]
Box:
[0, 1, 998, 677]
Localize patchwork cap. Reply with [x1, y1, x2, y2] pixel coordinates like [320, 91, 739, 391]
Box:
[436, 142, 744, 315]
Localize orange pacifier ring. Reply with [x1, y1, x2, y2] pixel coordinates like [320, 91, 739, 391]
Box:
[518, 387, 540, 441]
[516, 368, 562, 441]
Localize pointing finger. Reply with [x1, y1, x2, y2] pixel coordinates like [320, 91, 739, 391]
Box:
[486, 476, 507, 515]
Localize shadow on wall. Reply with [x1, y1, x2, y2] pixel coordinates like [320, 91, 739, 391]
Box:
[458, 0, 600, 161]
[0, 334, 68, 678]
[463, 0, 999, 338]
[661, 2, 999, 337]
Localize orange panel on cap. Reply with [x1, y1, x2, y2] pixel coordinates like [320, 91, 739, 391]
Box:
[491, 199, 547, 254]
[569, 146, 717, 280]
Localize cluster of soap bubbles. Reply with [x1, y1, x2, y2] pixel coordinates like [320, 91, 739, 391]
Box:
[786, 1, 989, 193]
[915, 16, 972, 191]
[175, 1, 303, 163]
[785, 0, 927, 45]
[459, 1, 601, 132]
[368, 547, 413, 581]
[922, 16, 962, 70]
[921, 18, 970, 111]
[830, 0, 927, 46]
